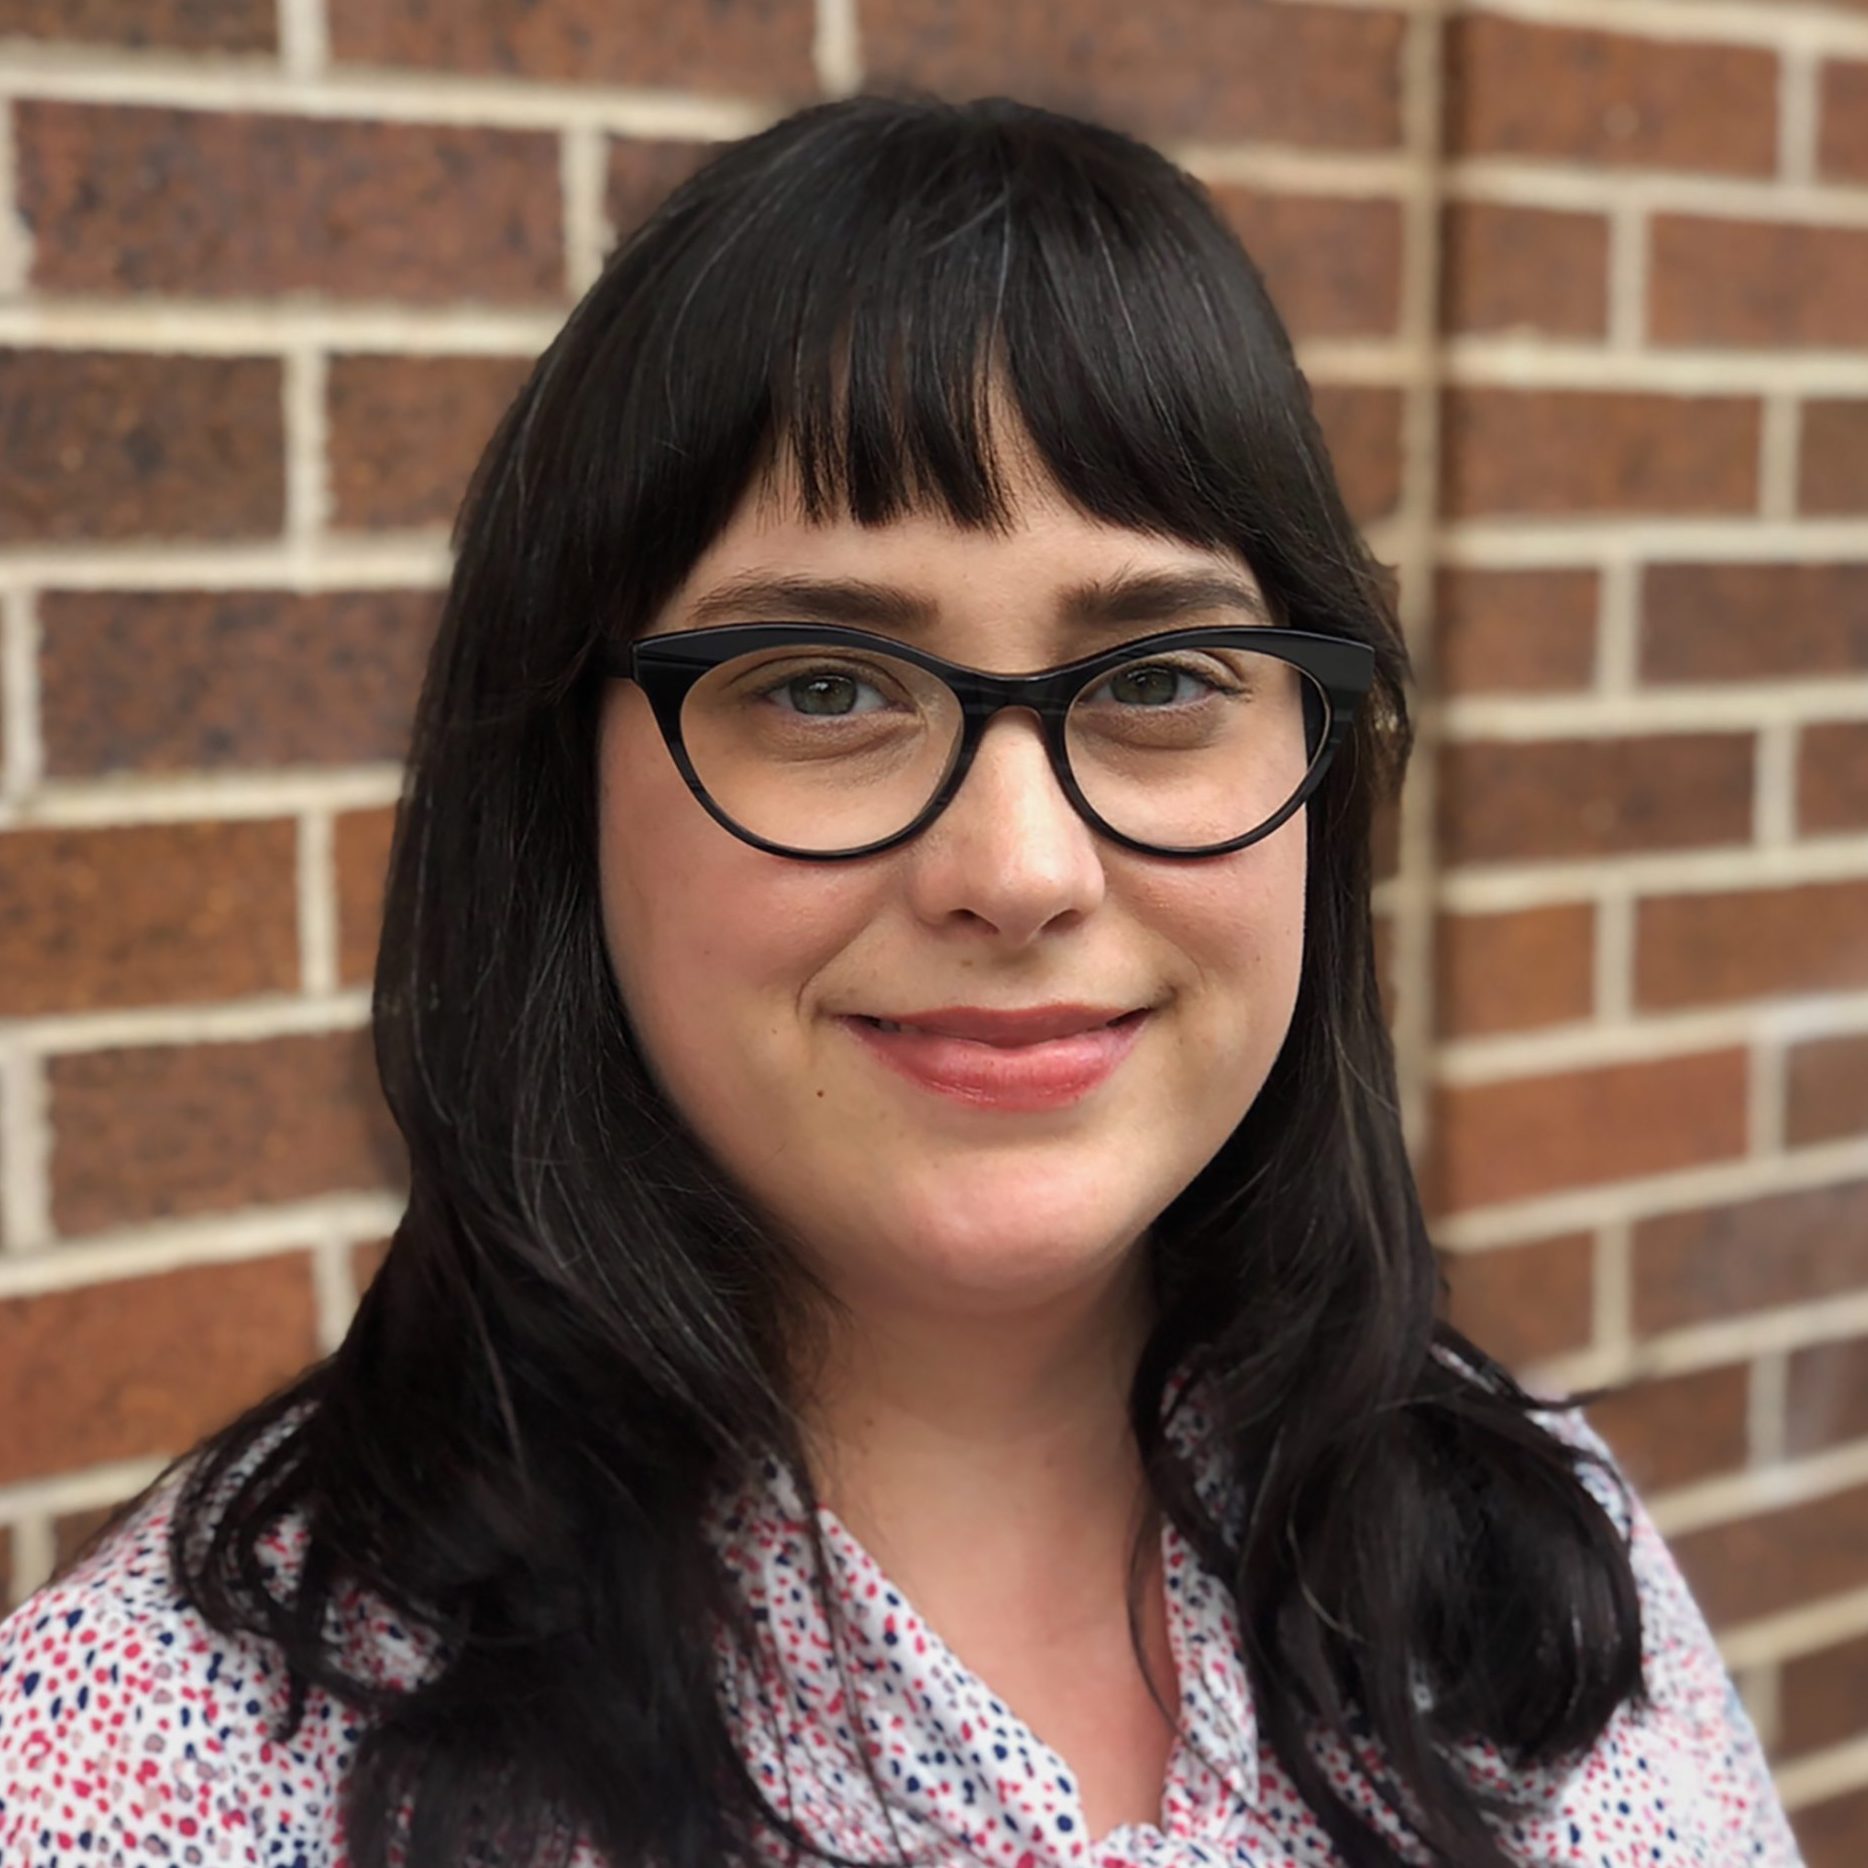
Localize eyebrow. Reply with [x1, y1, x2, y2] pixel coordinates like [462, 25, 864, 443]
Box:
[682, 567, 1275, 633]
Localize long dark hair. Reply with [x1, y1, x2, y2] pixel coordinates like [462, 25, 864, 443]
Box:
[125, 92, 1641, 1868]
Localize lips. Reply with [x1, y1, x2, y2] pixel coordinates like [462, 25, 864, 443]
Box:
[852, 1003, 1146, 1046]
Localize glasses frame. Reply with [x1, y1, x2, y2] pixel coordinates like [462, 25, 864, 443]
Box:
[603, 621, 1377, 861]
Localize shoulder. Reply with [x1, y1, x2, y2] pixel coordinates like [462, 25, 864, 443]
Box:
[0, 1466, 394, 1867]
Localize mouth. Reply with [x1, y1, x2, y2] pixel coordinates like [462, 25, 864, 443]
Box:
[847, 1004, 1154, 1047]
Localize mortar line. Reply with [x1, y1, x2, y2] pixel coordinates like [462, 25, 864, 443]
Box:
[0, 587, 40, 799]
[0, 1045, 50, 1254]
[813, 0, 863, 97]
[297, 807, 338, 997]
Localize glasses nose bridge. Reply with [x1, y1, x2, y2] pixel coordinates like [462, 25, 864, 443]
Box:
[934, 666, 1083, 834]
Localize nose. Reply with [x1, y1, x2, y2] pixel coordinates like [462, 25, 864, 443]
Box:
[900, 709, 1107, 944]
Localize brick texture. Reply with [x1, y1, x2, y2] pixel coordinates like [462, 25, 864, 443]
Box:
[1434, 902, 1594, 1038]
[1216, 190, 1404, 339]
[1786, 1337, 1868, 1459]
[1650, 216, 1868, 350]
[328, 356, 534, 531]
[0, 350, 284, 543]
[39, 590, 435, 775]
[0, 822, 300, 1017]
[1800, 722, 1868, 837]
[1780, 1632, 1868, 1758]
[0, 1256, 319, 1486]
[1801, 402, 1868, 513]
[1820, 61, 1868, 182]
[1633, 1179, 1868, 1334]
[330, 0, 818, 96]
[17, 103, 565, 304]
[0, 0, 274, 50]
[1441, 389, 1761, 518]
[48, 1029, 403, 1235]
[1643, 563, 1868, 682]
[1670, 1482, 1868, 1628]
[1635, 880, 1868, 1011]
[864, 0, 1406, 146]
[1787, 1033, 1868, 1148]
[1438, 734, 1754, 866]
[1311, 385, 1404, 528]
[1427, 1048, 1749, 1215]
[607, 140, 716, 247]
[1441, 200, 1610, 338]
[1433, 567, 1599, 695]
[1440, 1232, 1594, 1368]
[1586, 1362, 1750, 1494]
[1798, 1790, 1868, 1868]
[1445, 16, 1778, 176]
[335, 807, 397, 988]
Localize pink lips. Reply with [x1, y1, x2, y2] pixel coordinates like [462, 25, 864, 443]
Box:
[838, 1003, 1152, 1111]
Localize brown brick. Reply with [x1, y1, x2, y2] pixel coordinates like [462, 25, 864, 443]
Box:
[0, 1256, 318, 1486]
[49, 1029, 403, 1236]
[1440, 1232, 1594, 1369]
[1435, 902, 1594, 1039]
[1427, 1049, 1748, 1215]
[331, 0, 816, 95]
[1820, 60, 1868, 184]
[1780, 1633, 1868, 1758]
[1651, 216, 1868, 349]
[607, 138, 716, 248]
[1433, 567, 1599, 696]
[1800, 722, 1868, 837]
[335, 806, 396, 988]
[17, 102, 563, 305]
[39, 589, 434, 776]
[1586, 1364, 1750, 1495]
[328, 356, 532, 532]
[1311, 384, 1403, 527]
[1441, 389, 1760, 519]
[1796, 1788, 1868, 1868]
[1801, 401, 1868, 514]
[1670, 1482, 1868, 1628]
[1215, 189, 1404, 339]
[1644, 563, 1868, 685]
[1445, 16, 1777, 177]
[1636, 879, 1868, 1011]
[1633, 1178, 1868, 1333]
[0, 349, 283, 543]
[1441, 200, 1610, 338]
[1787, 1032, 1868, 1149]
[863, 0, 1406, 147]
[1787, 1336, 1868, 1460]
[0, 0, 273, 49]
[0, 821, 299, 1017]
[1439, 733, 1754, 866]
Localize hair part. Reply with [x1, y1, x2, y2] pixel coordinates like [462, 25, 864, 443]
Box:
[84, 91, 1651, 1868]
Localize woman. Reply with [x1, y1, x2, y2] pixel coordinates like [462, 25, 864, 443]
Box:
[0, 93, 1799, 1868]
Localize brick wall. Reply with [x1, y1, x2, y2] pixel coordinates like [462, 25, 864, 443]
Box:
[0, 1, 1864, 1855]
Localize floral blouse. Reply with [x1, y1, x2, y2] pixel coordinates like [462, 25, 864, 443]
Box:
[0, 1385, 1804, 1867]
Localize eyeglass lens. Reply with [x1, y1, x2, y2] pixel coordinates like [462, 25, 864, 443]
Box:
[676, 639, 1325, 854]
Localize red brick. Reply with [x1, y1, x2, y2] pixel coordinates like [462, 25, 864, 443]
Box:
[1446, 16, 1777, 177]
[1787, 1032, 1868, 1149]
[0, 349, 283, 543]
[1428, 1049, 1748, 1215]
[17, 102, 563, 304]
[1440, 1232, 1594, 1369]
[1435, 902, 1594, 1038]
[1586, 1363, 1750, 1494]
[1441, 200, 1610, 338]
[1651, 216, 1868, 349]
[1670, 1482, 1868, 1628]
[1636, 880, 1868, 1011]
[49, 1029, 403, 1235]
[864, 0, 1406, 147]
[0, 821, 299, 1017]
[0, 1256, 319, 1486]
[1796, 1787, 1868, 1868]
[1441, 389, 1761, 519]
[1215, 189, 1404, 339]
[1433, 567, 1599, 696]
[328, 356, 532, 531]
[607, 139, 715, 248]
[1820, 60, 1868, 184]
[1800, 722, 1868, 837]
[331, 0, 816, 95]
[0, 0, 273, 49]
[335, 806, 396, 988]
[1439, 734, 1754, 866]
[1633, 1178, 1868, 1333]
[1801, 401, 1868, 514]
[1643, 563, 1868, 684]
[1780, 1633, 1868, 1758]
[39, 589, 434, 776]
[1311, 384, 1403, 528]
[1786, 1337, 1868, 1460]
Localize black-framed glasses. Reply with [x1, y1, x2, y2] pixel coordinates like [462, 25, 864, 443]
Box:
[602, 622, 1375, 861]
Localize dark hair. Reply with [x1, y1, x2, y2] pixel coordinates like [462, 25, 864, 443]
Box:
[120, 92, 1641, 1868]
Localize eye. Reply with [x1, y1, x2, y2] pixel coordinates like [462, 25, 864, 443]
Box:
[752, 664, 895, 718]
[1084, 658, 1242, 708]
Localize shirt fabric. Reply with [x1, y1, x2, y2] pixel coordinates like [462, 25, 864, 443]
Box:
[0, 1376, 1805, 1868]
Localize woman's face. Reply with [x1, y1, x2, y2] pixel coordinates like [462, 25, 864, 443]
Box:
[596, 449, 1307, 1323]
